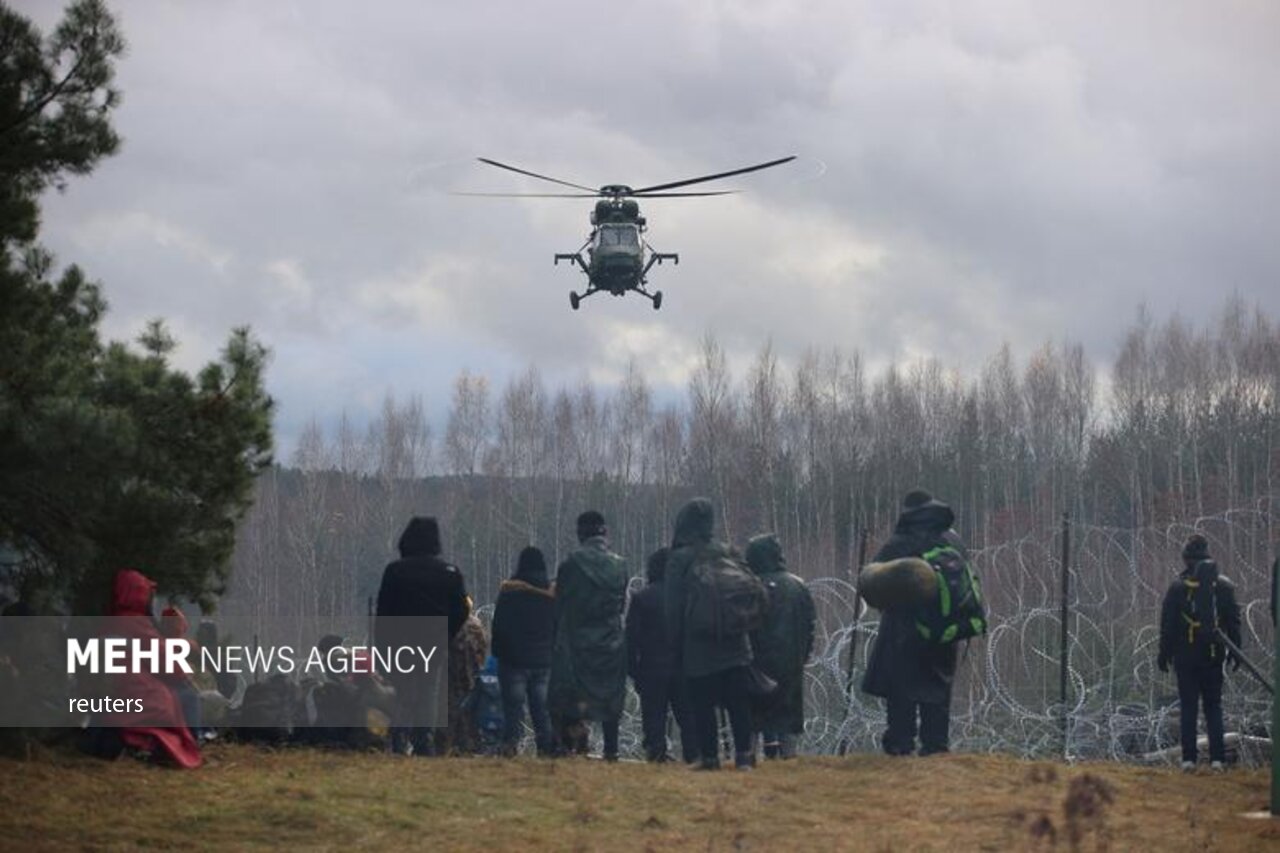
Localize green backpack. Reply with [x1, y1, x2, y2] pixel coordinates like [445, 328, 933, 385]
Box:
[914, 544, 987, 645]
[686, 548, 769, 640]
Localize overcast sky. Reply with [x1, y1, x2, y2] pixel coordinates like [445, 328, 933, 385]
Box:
[18, 0, 1280, 455]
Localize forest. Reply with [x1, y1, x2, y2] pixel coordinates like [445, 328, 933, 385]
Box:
[219, 297, 1279, 759]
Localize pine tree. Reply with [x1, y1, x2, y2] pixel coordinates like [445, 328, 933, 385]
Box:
[0, 1, 274, 613]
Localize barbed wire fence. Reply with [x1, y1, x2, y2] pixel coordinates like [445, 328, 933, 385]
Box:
[795, 506, 1276, 764]
[314, 506, 1277, 764]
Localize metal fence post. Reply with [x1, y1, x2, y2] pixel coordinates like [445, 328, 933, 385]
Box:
[1060, 512, 1071, 760]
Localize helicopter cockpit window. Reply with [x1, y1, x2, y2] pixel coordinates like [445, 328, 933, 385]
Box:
[598, 225, 639, 248]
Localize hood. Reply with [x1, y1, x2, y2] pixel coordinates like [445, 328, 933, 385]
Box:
[514, 546, 550, 588]
[893, 498, 955, 536]
[672, 498, 714, 548]
[398, 516, 442, 557]
[110, 569, 156, 617]
[745, 533, 786, 575]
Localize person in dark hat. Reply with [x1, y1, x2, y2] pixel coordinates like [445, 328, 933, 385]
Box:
[1158, 534, 1241, 771]
[376, 516, 470, 755]
[548, 511, 628, 760]
[491, 546, 556, 756]
[861, 489, 968, 756]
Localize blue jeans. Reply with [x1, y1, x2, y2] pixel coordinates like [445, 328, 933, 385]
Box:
[498, 663, 552, 755]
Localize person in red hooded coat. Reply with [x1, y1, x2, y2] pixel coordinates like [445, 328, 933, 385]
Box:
[98, 569, 202, 768]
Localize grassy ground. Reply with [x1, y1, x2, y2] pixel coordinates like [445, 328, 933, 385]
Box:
[0, 744, 1275, 851]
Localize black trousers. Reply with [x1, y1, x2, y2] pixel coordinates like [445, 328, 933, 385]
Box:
[687, 666, 753, 765]
[883, 689, 951, 756]
[636, 671, 697, 762]
[555, 715, 620, 758]
[1176, 660, 1225, 763]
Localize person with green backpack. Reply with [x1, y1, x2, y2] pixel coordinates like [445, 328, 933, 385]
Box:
[861, 490, 979, 756]
[664, 498, 769, 770]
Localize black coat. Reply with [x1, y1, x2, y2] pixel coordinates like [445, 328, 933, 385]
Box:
[375, 518, 470, 646]
[746, 534, 816, 734]
[860, 499, 963, 705]
[491, 579, 556, 669]
[626, 581, 675, 685]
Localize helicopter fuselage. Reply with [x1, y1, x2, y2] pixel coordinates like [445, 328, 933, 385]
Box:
[588, 199, 644, 294]
[556, 196, 676, 308]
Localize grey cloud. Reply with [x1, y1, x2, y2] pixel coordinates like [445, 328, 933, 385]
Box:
[25, 0, 1280, 454]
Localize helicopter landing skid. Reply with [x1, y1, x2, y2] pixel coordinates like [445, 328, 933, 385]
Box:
[569, 285, 662, 310]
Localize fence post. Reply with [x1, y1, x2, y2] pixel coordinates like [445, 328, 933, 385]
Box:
[838, 528, 870, 756]
[1271, 562, 1278, 816]
[1060, 512, 1070, 760]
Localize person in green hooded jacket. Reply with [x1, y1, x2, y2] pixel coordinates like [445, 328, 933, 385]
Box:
[745, 533, 815, 759]
[548, 510, 628, 760]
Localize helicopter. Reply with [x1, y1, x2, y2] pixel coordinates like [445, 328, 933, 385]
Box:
[458, 155, 796, 310]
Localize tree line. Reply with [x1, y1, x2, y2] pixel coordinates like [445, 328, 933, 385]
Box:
[221, 297, 1280, 650]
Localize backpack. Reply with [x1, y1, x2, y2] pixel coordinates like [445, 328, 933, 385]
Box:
[686, 548, 769, 640]
[1180, 560, 1222, 659]
[914, 543, 987, 645]
[234, 673, 300, 742]
[466, 658, 504, 738]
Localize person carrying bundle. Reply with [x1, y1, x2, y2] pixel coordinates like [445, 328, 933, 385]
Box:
[860, 490, 982, 757]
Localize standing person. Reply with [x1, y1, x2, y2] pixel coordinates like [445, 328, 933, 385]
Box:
[626, 547, 697, 763]
[375, 516, 470, 756]
[745, 533, 816, 760]
[491, 546, 556, 756]
[1158, 534, 1242, 771]
[861, 490, 967, 756]
[548, 511, 628, 760]
[663, 498, 758, 771]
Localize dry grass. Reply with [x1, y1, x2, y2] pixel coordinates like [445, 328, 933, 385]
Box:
[0, 744, 1275, 851]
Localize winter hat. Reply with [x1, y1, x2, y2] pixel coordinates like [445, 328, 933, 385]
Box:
[515, 546, 550, 588]
[1182, 534, 1210, 562]
[576, 510, 607, 541]
[646, 547, 670, 583]
[903, 489, 934, 510]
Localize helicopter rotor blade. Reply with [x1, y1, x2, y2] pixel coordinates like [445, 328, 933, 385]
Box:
[450, 191, 599, 198]
[476, 158, 598, 193]
[629, 190, 740, 197]
[629, 155, 796, 194]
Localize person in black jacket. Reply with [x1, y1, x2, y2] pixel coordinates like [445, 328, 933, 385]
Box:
[861, 490, 966, 756]
[491, 546, 556, 756]
[375, 516, 470, 755]
[626, 547, 697, 763]
[1158, 534, 1242, 770]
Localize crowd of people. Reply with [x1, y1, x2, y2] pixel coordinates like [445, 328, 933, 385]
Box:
[375, 503, 818, 770]
[75, 490, 1266, 774]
